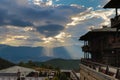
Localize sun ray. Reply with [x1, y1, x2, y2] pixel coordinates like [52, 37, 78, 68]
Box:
[42, 47, 54, 57]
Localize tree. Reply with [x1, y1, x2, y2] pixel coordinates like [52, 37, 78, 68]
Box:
[27, 60, 36, 67]
[52, 77, 59, 80]
[18, 61, 25, 66]
[59, 73, 68, 80]
[45, 78, 49, 80]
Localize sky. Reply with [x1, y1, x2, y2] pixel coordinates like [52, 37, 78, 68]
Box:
[0, 0, 116, 60]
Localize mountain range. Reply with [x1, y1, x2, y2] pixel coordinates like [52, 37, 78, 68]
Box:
[0, 57, 80, 71]
[0, 44, 72, 63]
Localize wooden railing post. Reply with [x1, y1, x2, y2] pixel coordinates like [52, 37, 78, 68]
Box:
[98, 66, 101, 72]
[115, 68, 120, 79]
[105, 65, 109, 75]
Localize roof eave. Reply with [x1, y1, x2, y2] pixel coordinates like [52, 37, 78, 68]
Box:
[104, 0, 120, 8]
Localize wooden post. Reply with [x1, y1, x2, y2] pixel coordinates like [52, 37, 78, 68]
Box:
[115, 8, 118, 17]
[84, 52, 85, 59]
[105, 65, 109, 75]
[85, 53, 86, 59]
[98, 66, 101, 72]
[88, 53, 89, 59]
[86, 53, 88, 59]
[115, 68, 120, 79]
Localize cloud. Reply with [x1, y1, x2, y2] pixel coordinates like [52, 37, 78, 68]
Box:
[67, 8, 114, 29]
[29, 0, 53, 6]
[0, 0, 87, 47]
[0, 0, 33, 27]
[0, 0, 86, 27]
[0, 0, 114, 48]
[0, 0, 115, 59]
[37, 24, 64, 37]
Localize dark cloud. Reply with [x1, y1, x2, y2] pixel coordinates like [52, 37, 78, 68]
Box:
[0, 18, 33, 27]
[0, 0, 33, 27]
[22, 8, 54, 18]
[0, 0, 87, 38]
[20, 7, 60, 24]
[0, 0, 86, 27]
[0, 9, 7, 25]
[37, 24, 64, 37]
[9, 19, 33, 27]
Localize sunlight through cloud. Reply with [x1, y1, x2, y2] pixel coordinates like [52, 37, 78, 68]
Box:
[66, 9, 114, 29]
[29, 0, 53, 6]
[0, 0, 115, 59]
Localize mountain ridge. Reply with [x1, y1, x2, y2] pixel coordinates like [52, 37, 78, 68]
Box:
[35, 58, 80, 71]
[0, 44, 75, 63]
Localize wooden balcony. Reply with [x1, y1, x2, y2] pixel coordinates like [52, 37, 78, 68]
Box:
[104, 42, 120, 50]
[81, 45, 91, 52]
[111, 42, 120, 49]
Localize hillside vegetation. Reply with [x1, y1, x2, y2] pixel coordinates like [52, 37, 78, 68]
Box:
[35, 58, 80, 71]
[0, 57, 15, 70]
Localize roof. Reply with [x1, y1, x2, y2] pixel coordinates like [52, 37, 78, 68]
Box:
[80, 27, 120, 41]
[0, 73, 17, 76]
[61, 70, 72, 72]
[0, 66, 36, 73]
[91, 27, 117, 32]
[104, 0, 120, 8]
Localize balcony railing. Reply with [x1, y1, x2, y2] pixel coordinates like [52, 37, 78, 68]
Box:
[104, 42, 120, 50]
[81, 45, 91, 52]
[80, 59, 120, 80]
[111, 42, 120, 49]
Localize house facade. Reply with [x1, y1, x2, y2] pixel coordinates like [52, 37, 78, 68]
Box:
[79, 1, 120, 80]
[80, 27, 120, 66]
[80, 0, 120, 67]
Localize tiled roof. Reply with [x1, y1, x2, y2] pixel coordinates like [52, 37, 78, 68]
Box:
[0, 73, 17, 76]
